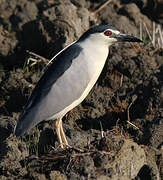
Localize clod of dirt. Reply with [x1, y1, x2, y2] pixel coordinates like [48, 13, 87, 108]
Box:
[0, 26, 18, 57]
[49, 170, 67, 180]
[103, 139, 146, 179]
[0, 0, 162, 179]
[38, 0, 94, 58]
[0, 136, 28, 178]
[17, 134, 158, 179]
[136, 0, 163, 23]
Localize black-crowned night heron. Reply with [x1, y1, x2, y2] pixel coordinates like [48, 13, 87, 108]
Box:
[15, 25, 142, 148]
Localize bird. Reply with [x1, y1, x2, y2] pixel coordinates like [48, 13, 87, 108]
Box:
[14, 25, 142, 148]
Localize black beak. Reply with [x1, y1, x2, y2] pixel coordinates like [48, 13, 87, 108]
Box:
[116, 33, 142, 43]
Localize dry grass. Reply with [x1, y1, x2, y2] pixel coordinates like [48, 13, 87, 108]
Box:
[140, 21, 163, 49]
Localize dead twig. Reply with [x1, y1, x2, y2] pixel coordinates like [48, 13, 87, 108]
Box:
[71, 149, 114, 158]
[26, 50, 49, 64]
[158, 25, 163, 48]
[99, 120, 104, 138]
[152, 22, 156, 47]
[40, 41, 77, 76]
[26, 50, 50, 75]
[127, 95, 137, 122]
[93, 0, 114, 15]
[140, 21, 163, 48]
[120, 74, 123, 87]
[87, 136, 91, 150]
[149, 48, 160, 56]
[127, 121, 139, 130]
[127, 95, 139, 130]
[140, 21, 142, 40]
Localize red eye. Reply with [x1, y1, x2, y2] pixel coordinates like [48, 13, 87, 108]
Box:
[104, 30, 112, 36]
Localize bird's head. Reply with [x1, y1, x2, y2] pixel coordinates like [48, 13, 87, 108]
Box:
[78, 25, 142, 47]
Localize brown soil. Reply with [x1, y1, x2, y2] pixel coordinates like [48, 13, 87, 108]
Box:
[0, 0, 162, 179]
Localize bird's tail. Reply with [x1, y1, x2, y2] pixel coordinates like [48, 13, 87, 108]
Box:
[14, 115, 28, 136]
[14, 110, 38, 136]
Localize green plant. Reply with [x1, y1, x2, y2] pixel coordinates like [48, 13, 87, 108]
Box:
[21, 127, 40, 157]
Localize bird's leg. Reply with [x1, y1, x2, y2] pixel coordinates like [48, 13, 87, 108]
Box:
[59, 120, 69, 147]
[54, 118, 63, 148]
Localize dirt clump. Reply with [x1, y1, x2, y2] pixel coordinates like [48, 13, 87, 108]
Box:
[0, 0, 162, 179]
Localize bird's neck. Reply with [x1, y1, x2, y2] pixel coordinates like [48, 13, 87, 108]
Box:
[78, 38, 109, 60]
[77, 38, 109, 78]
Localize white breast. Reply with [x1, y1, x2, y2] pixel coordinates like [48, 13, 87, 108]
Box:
[48, 40, 109, 120]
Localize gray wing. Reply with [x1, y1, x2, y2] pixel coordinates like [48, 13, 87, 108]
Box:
[15, 43, 90, 136]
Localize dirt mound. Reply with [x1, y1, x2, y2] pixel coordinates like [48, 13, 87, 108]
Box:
[0, 0, 162, 179]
